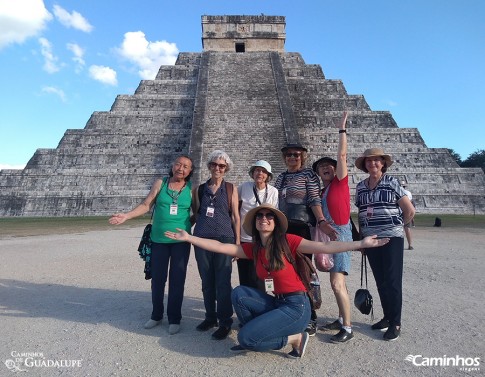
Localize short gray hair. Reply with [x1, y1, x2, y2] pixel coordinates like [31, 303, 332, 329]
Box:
[207, 150, 233, 172]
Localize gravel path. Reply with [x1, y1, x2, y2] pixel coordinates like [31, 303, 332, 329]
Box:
[1, 226, 483, 376]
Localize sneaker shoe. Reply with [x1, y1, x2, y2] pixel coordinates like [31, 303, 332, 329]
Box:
[330, 328, 354, 344]
[196, 319, 217, 332]
[320, 319, 342, 331]
[168, 324, 180, 335]
[383, 325, 401, 341]
[211, 326, 231, 340]
[144, 319, 161, 329]
[287, 332, 309, 359]
[304, 320, 317, 337]
[371, 318, 390, 331]
[230, 345, 248, 353]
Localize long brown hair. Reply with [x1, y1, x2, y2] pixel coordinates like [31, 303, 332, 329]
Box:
[250, 211, 291, 271]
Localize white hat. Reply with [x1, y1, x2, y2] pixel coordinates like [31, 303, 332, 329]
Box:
[249, 160, 273, 180]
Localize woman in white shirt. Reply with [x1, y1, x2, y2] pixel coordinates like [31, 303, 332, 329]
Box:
[237, 160, 279, 289]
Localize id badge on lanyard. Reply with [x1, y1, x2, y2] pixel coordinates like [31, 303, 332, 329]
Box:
[264, 278, 274, 293]
[206, 206, 215, 218]
[170, 204, 178, 215]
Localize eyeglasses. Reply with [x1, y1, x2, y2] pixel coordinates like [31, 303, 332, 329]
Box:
[285, 152, 302, 158]
[209, 162, 227, 170]
[255, 212, 275, 221]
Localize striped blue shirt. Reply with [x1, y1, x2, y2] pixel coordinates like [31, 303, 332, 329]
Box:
[355, 174, 407, 238]
[274, 167, 321, 208]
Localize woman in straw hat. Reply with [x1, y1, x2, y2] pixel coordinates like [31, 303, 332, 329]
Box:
[165, 204, 389, 358]
[354, 148, 415, 341]
[237, 160, 279, 290]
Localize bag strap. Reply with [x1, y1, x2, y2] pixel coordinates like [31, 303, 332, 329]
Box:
[150, 177, 166, 221]
[360, 253, 368, 288]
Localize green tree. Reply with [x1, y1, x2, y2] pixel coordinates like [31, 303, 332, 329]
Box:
[447, 149, 462, 165]
[461, 149, 485, 173]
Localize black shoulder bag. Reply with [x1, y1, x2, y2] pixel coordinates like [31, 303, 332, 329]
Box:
[137, 178, 165, 280]
[354, 253, 374, 318]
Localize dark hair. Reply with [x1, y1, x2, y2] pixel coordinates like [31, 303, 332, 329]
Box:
[250, 213, 290, 271]
[361, 156, 388, 174]
[169, 155, 194, 181]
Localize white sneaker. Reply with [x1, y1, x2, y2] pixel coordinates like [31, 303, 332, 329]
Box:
[168, 324, 180, 335]
[144, 319, 161, 329]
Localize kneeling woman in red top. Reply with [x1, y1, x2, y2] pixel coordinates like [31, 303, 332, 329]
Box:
[165, 204, 388, 358]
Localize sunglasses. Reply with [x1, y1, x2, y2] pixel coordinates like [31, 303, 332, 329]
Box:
[209, 162, 227, 169]
[255, 212, 275, 221]
[285, 152, 302, 158]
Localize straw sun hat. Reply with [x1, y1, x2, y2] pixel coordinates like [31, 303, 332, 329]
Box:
[355, 148, 393, 172]
[242, 204, 288, 236]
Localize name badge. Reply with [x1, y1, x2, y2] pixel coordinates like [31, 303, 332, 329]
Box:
[170, 204, 178, 215]
[366, 206, 374, 218]
[282, 188, 287, 199]
[206, 206, 215, 218]
[264, 278, 274, 293]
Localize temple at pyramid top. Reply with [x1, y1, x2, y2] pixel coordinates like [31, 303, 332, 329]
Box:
[1, 15, 484, 216]
[202, 15, 286, 52]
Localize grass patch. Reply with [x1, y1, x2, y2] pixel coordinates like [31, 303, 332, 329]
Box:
[1, 214, 484, 238]
[349, 213, 485, 229]
[0, 216, 150, 238]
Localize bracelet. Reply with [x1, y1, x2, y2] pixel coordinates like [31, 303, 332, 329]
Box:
[317, 219, 327, 225]
[339, 129, 347, 134]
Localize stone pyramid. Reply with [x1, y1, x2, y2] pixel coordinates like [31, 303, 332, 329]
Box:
[1, 15, 484, 216]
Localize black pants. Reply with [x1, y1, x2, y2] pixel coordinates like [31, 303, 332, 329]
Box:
[365, 237, 404, 326]
[287, 221, 317, 322]
[237, 257, 265, 291]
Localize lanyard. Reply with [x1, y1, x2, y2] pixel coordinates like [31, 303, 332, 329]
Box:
[253, 184, 268, 205]
[166, 180, 186, 204]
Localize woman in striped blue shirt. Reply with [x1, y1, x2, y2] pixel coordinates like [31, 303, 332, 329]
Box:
[354, 148, 415, 341]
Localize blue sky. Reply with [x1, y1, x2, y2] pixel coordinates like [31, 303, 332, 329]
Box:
[1, 0, 484, 169]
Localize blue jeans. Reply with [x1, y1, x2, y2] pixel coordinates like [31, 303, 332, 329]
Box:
[232, 286, 311, 351]
[194, 236, 234, 327]
[150, 242, 191, 324]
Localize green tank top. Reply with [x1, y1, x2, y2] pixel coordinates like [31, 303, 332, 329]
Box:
[151, 179, 192, 243]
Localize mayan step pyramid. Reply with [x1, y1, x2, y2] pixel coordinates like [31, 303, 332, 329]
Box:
[1, 15, 484, 216]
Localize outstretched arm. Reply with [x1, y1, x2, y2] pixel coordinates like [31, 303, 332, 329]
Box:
[336, 111, 348, 181]
[165, 229, 247, 259]
[109, 178, 163, 225]
[297, 235, 389, 255]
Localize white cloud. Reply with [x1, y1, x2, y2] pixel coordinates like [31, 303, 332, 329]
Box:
[53, 5, 93, 33]
[89, 65, 117, 86]
[67, 42, 85, 72]
[384, 99, 398, 107]
[0, 0, 52, 49]
[117, 31, 178, 79]
[42, 86, 66, 102]
[38, 37, 61, 73]
[0, 163, 25, 170]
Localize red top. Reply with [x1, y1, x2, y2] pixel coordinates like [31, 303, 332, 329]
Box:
[325, 175, 351, 225]
[241, 234, 306, 294]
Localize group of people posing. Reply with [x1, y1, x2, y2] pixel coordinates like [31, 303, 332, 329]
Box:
[109, 111, 415, 358]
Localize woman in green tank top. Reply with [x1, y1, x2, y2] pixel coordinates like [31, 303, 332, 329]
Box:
[109, 155, 194, 335]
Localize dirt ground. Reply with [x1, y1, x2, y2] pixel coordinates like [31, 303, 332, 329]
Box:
[1, 226, 483, 376]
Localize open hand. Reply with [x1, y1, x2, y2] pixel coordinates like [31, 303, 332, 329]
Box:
[361, 235, 390, 249]
[109, 213, 128, 225]
[165, 228, 189, 241]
